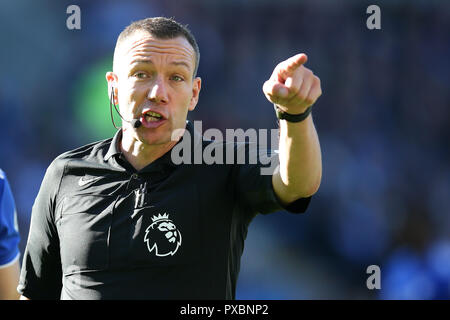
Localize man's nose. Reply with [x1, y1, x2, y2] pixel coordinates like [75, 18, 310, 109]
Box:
[147, 77, 168, 104]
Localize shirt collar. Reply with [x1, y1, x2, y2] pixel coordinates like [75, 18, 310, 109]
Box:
[103, 120, 202, 169]
[103, 129, 123, 161]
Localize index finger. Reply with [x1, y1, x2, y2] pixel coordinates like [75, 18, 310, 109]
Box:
[274, 53, 308, 82]
[285, 53, 308, 73]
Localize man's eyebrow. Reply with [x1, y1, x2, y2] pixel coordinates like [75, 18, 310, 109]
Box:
[131, 59, 191, 70]
[170, 61, 191, 70]
[130, 59, 153, 67]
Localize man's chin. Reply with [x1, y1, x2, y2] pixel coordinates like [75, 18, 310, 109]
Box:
[138, 132, 176, 148]
[132, 122, 186, 148]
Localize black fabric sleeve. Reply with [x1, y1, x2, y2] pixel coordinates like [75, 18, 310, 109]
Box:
[17, 159, 64, 299]
[234, 143, 311, 215]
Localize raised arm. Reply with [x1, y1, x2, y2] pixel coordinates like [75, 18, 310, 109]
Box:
[263, 53, 322, 205]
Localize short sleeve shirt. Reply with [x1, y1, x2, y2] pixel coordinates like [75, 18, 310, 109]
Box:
[18, 121, 311, 299]
[0, 169, 20, 268]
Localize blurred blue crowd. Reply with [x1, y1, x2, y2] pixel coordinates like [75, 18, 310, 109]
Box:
[0, 0, 449, 299]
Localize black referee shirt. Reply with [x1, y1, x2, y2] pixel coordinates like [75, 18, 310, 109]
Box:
[18, 121, 311, 299]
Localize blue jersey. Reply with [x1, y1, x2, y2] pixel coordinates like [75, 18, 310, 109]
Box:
[0, 169, 20, 267]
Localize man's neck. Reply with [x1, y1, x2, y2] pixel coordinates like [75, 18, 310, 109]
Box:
[120, 133, 178, 171]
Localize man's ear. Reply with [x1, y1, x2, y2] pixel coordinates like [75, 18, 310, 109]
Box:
[106, 72, 119, 104]
[188, 77, 202, 111]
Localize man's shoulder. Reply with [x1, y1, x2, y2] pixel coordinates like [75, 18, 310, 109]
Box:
[57, 137, 112, 161]
[0, 169, 12, 198]
[47, 137, 113, 174]
[200, 139, 274, 157]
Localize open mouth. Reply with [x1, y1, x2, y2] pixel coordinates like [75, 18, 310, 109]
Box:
[139, 109, 167, 128]
[144, 110, 164, 122]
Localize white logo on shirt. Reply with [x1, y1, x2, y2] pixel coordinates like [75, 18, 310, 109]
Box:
[144, 213, 182, 257]
[78, 175, 101, 187]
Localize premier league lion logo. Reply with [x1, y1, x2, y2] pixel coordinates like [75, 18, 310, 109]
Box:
[144, 213, 182, 257]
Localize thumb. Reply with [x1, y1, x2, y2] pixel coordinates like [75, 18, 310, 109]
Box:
[263, 80, 289, 99]
[273, 83, 289, 98]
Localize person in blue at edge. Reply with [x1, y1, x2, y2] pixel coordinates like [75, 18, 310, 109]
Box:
[0, 169, 20, 299]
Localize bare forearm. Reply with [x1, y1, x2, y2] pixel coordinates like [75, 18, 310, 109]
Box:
[274, 114, 322, 203]
[0, 259, 21, 300]
[263, 53, 323, 205]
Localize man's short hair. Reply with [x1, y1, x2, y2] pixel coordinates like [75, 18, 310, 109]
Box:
[114, 17, 200, 77]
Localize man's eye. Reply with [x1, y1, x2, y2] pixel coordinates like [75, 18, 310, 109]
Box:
[171, 75, 184, 82]
[134, 72, 148, 79]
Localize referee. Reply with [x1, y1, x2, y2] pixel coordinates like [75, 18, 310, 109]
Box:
[18, 17, 322, 300]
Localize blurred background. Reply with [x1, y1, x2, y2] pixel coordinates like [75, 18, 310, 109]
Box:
[1, 0, 449, 299]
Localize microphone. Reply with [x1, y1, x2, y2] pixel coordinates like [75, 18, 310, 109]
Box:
[131, 119, 142, 128]
[110, 88, 142, 129]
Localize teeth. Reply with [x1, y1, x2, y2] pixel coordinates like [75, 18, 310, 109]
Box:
[147, 111, 162, 118]
[145, 112, 162, 122]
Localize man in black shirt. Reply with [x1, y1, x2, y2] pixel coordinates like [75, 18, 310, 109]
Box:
[18, 17, 322, 299]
